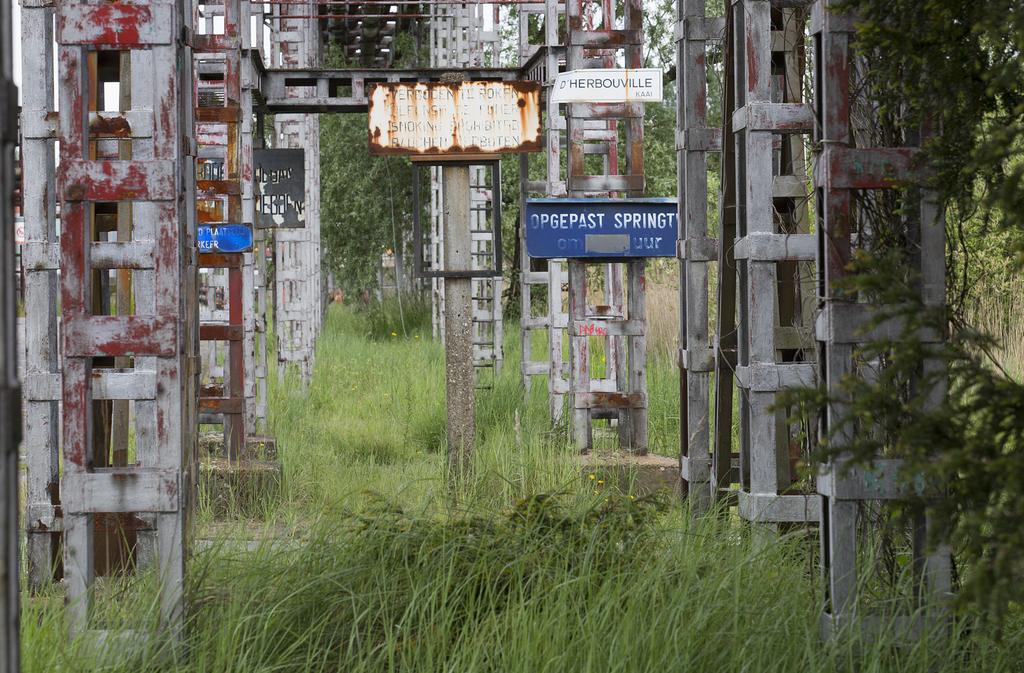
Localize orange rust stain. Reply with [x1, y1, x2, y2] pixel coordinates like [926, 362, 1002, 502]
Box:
[369, 81, 541, 156]
[197, 199, 223, 223]
[89, 115, 132, 139]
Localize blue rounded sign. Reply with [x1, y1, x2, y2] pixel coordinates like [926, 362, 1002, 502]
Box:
[197, 224, 253, 253]
[525, 198, 678, 259]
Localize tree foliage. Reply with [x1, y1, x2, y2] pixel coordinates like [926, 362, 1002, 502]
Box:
[783, 1, 1024, 626]
[320, 41, 424, 296]
[320, 111, 420, 296]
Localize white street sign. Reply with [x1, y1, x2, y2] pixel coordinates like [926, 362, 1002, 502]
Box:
[550, 68, 664, 104]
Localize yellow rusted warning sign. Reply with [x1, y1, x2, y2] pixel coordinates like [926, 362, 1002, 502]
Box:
[367, 81, 541, 157]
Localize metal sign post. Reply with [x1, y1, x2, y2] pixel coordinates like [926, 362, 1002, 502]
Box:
[441, 164, 475, 482]
[371, 76, 540, 484]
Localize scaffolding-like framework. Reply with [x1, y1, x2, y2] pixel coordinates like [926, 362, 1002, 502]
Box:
[675, 0, 953, 635]
[812, 0, 951, 636]
[518, 0, 569, 423]
[55, 0, 199, 636]
[6, 0, 962, 648]
[729, 0, 818, 524]
[565, 0, 648, 453]
[195, 0, 249, 459]
[680, 0, 818, 522]
[676, 0, 725, 508]
[243, 1, 271, 436]
[271, 0, 323, 386]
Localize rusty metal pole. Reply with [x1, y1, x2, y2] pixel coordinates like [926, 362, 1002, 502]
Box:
[442, 163, 475, 485]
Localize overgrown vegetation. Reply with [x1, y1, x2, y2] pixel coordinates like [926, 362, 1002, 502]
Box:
[314, 0, 1024, 629]
[319, 42, 423, 297]
[22, 307, 1024, 672]
[771, 2, 1024, 626]
[358, 293, 433, 340]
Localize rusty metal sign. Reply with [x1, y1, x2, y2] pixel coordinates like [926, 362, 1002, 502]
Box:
[254, 149, 305, 228]
[367, 81, 541, 157]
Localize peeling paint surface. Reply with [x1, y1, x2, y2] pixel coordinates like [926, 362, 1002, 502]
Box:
[368, 81, 541, 156]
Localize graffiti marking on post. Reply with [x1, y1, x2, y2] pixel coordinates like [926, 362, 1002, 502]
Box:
[254, 149, 305, 228]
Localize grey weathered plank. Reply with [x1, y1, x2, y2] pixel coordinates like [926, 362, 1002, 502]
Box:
[21, 0, 62, 591]
[678, 0, 724, 510]
[1, 0, 22, 663]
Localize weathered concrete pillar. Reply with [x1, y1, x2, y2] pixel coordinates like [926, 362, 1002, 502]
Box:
[442, 165, 475, 483]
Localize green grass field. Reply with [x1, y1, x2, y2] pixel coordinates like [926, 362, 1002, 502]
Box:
[21, 304, 1023, 672]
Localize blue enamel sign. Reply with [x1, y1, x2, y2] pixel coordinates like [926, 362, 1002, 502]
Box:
[197, 224, 253, 253]
[525, 198, 678, 259]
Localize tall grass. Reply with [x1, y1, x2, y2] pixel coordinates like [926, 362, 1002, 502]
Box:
[968, 275, 1024, 378]
[21, 304, 1023, 672]
[645, 270, 679, 362]
[357, 293, 433, 341]
[25, 499, 1022, 672]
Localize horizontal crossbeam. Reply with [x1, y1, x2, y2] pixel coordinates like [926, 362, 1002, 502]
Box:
[261, 67, 521, 112]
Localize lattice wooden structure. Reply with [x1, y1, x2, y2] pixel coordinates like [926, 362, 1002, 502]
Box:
[673, 0, 952, 635]
[518, 0, 570, 422]
[55, 0, 198, 635]
[1, 0, 21, 664]
[727, 0, 818, 523]
[195, 0, 248, 459]
[812, 0, 951, 637]
[469, 165, 504, 385]
[679, 0, 818, 521]
[242, 2, 270, 434]
[270, 0, 322, 386]
[8, 0, 964, 650]
[565, 0, 648, 452]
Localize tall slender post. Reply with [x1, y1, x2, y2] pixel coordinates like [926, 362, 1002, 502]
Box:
[428, 5, 502, 386]
[677, 0, 725, 511]
[518, 0, 569, 424]
[1, 0, 21, 664]
[443, 164, 475, 482]
[21, 0, 61, 588]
